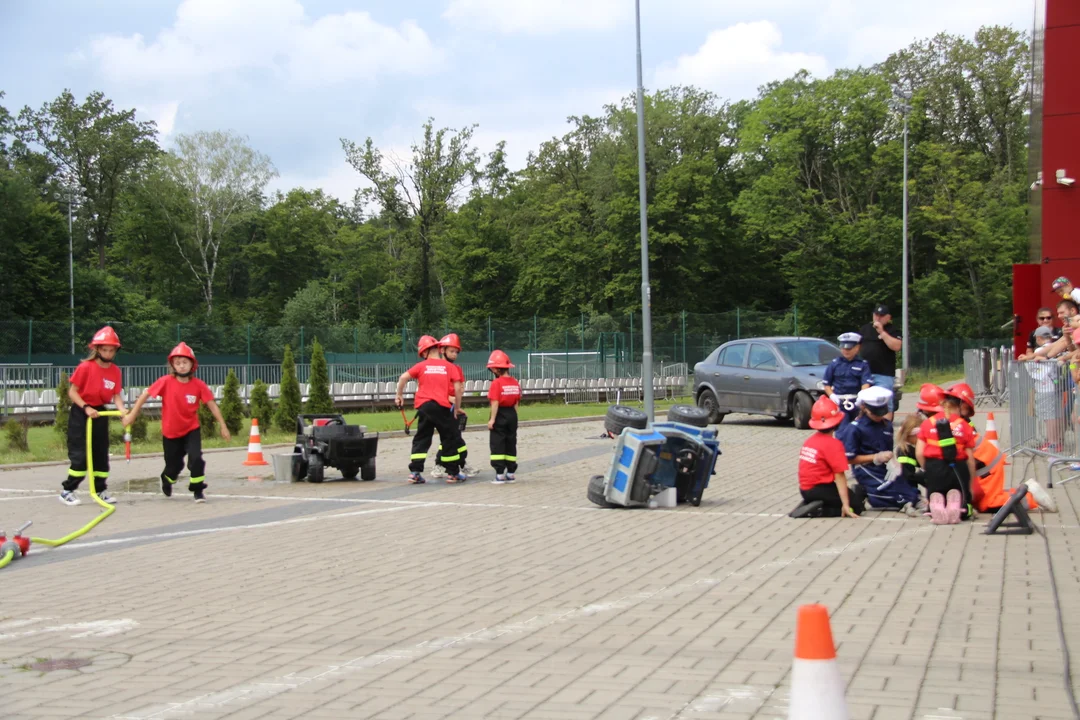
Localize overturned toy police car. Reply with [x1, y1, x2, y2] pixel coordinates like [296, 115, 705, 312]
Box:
[588, 405, 721, 508]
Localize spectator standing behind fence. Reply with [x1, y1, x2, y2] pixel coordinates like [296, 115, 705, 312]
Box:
[1052, 276, 1080, 306]
[859, 305, 903, 415]
[1033, 299, 1080, 360]
[1024, 326, 1066, 452]
[1025, 307, 1062, 354]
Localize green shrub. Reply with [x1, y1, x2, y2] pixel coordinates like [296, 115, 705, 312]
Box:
[249, 379, 274, 428]
[274, 345, 302, 433]
[306, 338, 335, 414]
[199, 402, 217, 439]
[54, 372, 72, 437]
[4, 419, 29, 452]
[220, 369, 245, 435]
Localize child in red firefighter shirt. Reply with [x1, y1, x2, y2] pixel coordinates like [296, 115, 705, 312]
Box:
[395, 335, 465, 484]
[485, 350, 520, 484]
[916, 394, 977, 524]
[60, 326, 129, 506]
[124, 342, 229, 503]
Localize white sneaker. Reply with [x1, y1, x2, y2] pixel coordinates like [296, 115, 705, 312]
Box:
[59, 490, 80, 506]
[97, 491, 117, 504]
[901, 502, 921, 518]
[1025, 479, 1057, 513]
[430, 466, 447, 479]
[505, 473, 516, 483]
[463, 464, 480, 478]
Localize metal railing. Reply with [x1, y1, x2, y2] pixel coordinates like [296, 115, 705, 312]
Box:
[963, 347, 1012, 406]
[1004, 358, 1080, 487]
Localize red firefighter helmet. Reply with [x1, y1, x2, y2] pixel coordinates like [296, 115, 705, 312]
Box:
[808, 396, 845, 430]
[417, 335, 440, 358]
[439, 333, 462, 351]
[486, 350, 514, 369]
[167, 342, 198, 371]
[89, 326, 121, 349]
[916, 383, 945, 414]
[944, 383, 975, 412]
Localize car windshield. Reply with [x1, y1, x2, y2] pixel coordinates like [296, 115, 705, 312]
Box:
[774, 340, 840, 367]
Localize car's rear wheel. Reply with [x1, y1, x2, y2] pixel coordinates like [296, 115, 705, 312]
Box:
[791, 391, 813, 430]
[696, 388, 725, 424]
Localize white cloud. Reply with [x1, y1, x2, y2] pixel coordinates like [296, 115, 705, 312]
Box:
[85, 0, 441, 88]
[136, 101, 179, 138]
[654, 21, 829, 100]
[442, 0, 629, 34]
[270, 159, 362, 204]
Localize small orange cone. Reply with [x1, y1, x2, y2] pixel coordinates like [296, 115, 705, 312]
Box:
[985, 412, 1000, 449]
[242, 418, 269, 466]
[789, 604, 848, 720]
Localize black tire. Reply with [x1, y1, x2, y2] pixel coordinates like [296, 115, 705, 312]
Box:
[360, 457, 376, 481]
[604, 405, 648, 436]
[587, 474, 616, 508]
[667, 404, 710, 428]
[294, 445, 308, 480]
[341, 464, 360, 480]
[791, 391, 813, 430]
[307, 453, 325, 483]
[696, 388, 725, 424]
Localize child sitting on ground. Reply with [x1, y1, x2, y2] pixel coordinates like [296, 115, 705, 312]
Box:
[916, 392, 976, 524]
[840, 386, 924, 516]
[790, 396, 865, 518]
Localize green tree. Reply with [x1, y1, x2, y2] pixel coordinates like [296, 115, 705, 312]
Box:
[220, 369, 245, 435]
[16, 90, 159, 269]
[342, 118, 479, 326]
[249, 378, 274, 427]
[0, 165, 69, 318]
[198, 402, 217, 440]
[154, 130, 277, 316]
[305, 338, 334, 414]
[274, 345, 302, 432]
[54, 372, 72, 437]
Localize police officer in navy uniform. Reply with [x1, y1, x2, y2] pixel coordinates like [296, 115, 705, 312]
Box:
[840, 386, 923, 516]
[823, 332, 872, 422]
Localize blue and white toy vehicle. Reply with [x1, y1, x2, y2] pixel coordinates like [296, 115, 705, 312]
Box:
[588, 419, 721, 508]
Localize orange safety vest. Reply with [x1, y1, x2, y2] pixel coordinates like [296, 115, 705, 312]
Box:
[968, 421, 1039, 511]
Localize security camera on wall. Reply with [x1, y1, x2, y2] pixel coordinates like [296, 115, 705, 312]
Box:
[1057, 169, 1075, 186]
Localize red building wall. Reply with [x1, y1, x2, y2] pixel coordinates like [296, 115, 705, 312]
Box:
[1023, 0, 1080, 355]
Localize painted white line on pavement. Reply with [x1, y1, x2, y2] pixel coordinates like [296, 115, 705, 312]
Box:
[0, 618, 138, 641]
[56, 503, 433, 552]
[107, 523, 920, 720]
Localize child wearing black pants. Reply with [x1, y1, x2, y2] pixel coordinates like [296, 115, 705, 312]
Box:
[790, 396, 864, 518]
[124, 342, 229, 503]
[61, 326, 128, 506]
[396, 335, 466, 484]
[485, 350, 521, 484]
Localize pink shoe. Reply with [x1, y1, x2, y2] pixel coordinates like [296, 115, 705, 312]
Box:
[929, 493, 948, 524]
[945, 490, 963, 524]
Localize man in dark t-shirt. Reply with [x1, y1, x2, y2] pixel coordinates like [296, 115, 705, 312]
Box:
[859, 304, 903, 414]
[1026, 307, 1063, 353]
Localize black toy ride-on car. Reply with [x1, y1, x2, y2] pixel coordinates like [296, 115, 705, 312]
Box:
[294, 414, 379, 483]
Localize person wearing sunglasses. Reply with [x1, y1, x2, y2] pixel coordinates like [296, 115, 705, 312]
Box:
[1025, 307, 1062, 355]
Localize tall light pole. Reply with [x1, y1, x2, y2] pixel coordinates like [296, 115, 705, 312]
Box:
[66, 185, 77, 355]
[634, 0, 654, 420]
[893, 90, 912, 374]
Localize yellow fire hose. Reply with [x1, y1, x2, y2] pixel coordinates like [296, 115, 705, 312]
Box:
[29, 410, 120, 547]
[0, 549, 13, 569]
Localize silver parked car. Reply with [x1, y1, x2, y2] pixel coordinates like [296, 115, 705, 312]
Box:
[692, 337, 841, 429]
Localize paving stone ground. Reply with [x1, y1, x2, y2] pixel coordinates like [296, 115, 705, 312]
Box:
[1, 400, 1078, 720]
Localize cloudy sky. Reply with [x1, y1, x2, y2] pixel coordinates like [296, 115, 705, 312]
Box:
[1, 0, 1035, 203]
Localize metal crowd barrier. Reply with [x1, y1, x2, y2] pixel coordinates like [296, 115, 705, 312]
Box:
[963, 346, 1011, 406]
[1005, 358, 1080, 487]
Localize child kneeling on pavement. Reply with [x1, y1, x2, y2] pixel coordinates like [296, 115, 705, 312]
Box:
[840, 386, 925, 516]
[791, 396, 865, 518]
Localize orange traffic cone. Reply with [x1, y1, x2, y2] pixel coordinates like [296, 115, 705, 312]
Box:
[985, 412, 1000, 449]
[788, 604, 848, 720]
[242, 418, 269, 466]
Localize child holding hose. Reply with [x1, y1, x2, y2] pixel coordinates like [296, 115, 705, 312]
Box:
[396, 335, 465, 484]
[60, 326, 129, 506]
[433, 333, 477, 477]
[123, 342, 229, 503]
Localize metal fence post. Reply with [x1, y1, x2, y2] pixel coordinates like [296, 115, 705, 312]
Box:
[736, 308, 741, 339]
[630, 313, 635, 367]
[681, 310, 687, 365]
[533, 314, 538, 351]
[580, 312, 585, 351]
[353, 326, 358, 363]
[27, 319, 32, 368]
[300, 326, 305, 364]
[793, 305, 799, 336]
[488, 315, 493, 352]
[565, 329, 569, 378]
